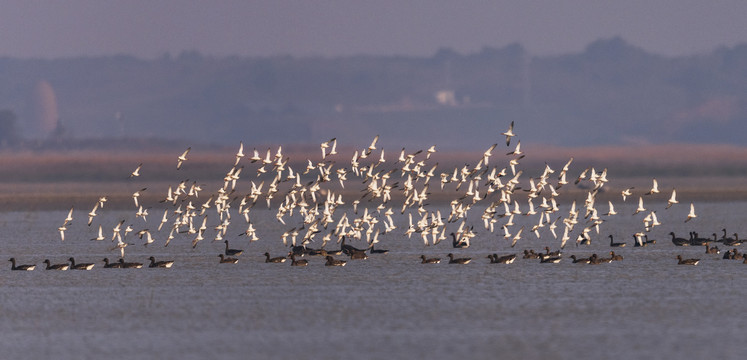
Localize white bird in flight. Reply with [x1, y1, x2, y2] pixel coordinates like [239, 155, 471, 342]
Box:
[685, 203, 697, 222]
[502, 121, 515, 146]
[129, 163, 142, 178]
[666, 189, 678, 209]
[177, 147, 191, 169]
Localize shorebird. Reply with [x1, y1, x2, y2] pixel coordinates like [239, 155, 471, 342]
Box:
[177, 147, 191, 169]
[132, 188, 147, 208]
[234, 142, 244, 165]
[87, 202, 99, 226]
[129, 163, 142, 178]
[621, 187, 634, 201]
[633, 196, 646, 215]
[685, 203, 697, 222]
[665, 189, 678, 209]
[501, 121, 515, 146]
[91, 225, 105, 241]
[57, 224, 67, 241]
[63, 206, 74, 225]
[645, 178, 660, 195]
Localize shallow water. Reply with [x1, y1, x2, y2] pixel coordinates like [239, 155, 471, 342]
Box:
[0, 201, 745, 359]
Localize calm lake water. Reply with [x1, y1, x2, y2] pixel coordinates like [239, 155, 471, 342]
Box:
[0, 200, 745, 359]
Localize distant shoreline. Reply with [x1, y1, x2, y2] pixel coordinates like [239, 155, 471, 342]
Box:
[1, 145, 745, 211]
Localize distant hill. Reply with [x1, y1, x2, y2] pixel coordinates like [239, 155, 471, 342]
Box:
[0, 37, 744, 150]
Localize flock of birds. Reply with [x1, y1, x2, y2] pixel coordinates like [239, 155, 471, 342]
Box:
[7, 121, 745, 271]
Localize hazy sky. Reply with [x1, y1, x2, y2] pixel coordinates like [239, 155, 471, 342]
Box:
[1, 0, 745, 59]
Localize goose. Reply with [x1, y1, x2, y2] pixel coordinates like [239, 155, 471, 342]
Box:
[690, 232, 709, 246]
[609, 235, 626, 247]
[670, 232, 690, 246]
[307, 249, 328, 257]
[450, 232, 469, 248]
[609, 251, 623, 261]
[676, 255, 699, 265]
[325, 255, 346, 266]
[218, 254, 239, 264]
[723, 233, 742, 247]
[69, 257, 95, 270]
[119, 258, 143, 269]
[588, 254, 603, 265]
[323, 247, 344, 255]
[420, 255, 441, 264]
[523, 249, 540, 259]
[9, 258, 36, 271]
[719, 229, 733, 243]
[540, 255, 562, 263]
[489, 254, 516, 264]
[447, 253, 471, 264]
[742, 254, 747, 264]
[102, 258, 123, 268]
[570, 255, 591, 264]
[644, 234, 656, 245]
[369, 245, 389, 254]
[224, 240, 243, 256]
[633, 233, 646, 247]
[723, 249, 739, 260]
[340, 237, 367, 254]
[705, 243, 720, 254]
[543, 246, 561, 257]
[264, 252, 287, 263]
[43, 259, 69, 270]
[148, 256, 174, 268]
[349, 250, 368, 260]
[289, 254, 308, 266]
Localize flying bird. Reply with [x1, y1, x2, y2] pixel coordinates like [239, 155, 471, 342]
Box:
[502, 121, 515, 146]
[685, 203, 697, 222]
[234, 142, 245, 165]
[645, 178, 660, 195]
[666, 189, 678, 209]
[177, 147, 191, 169]
[129, 163, 142, 178]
